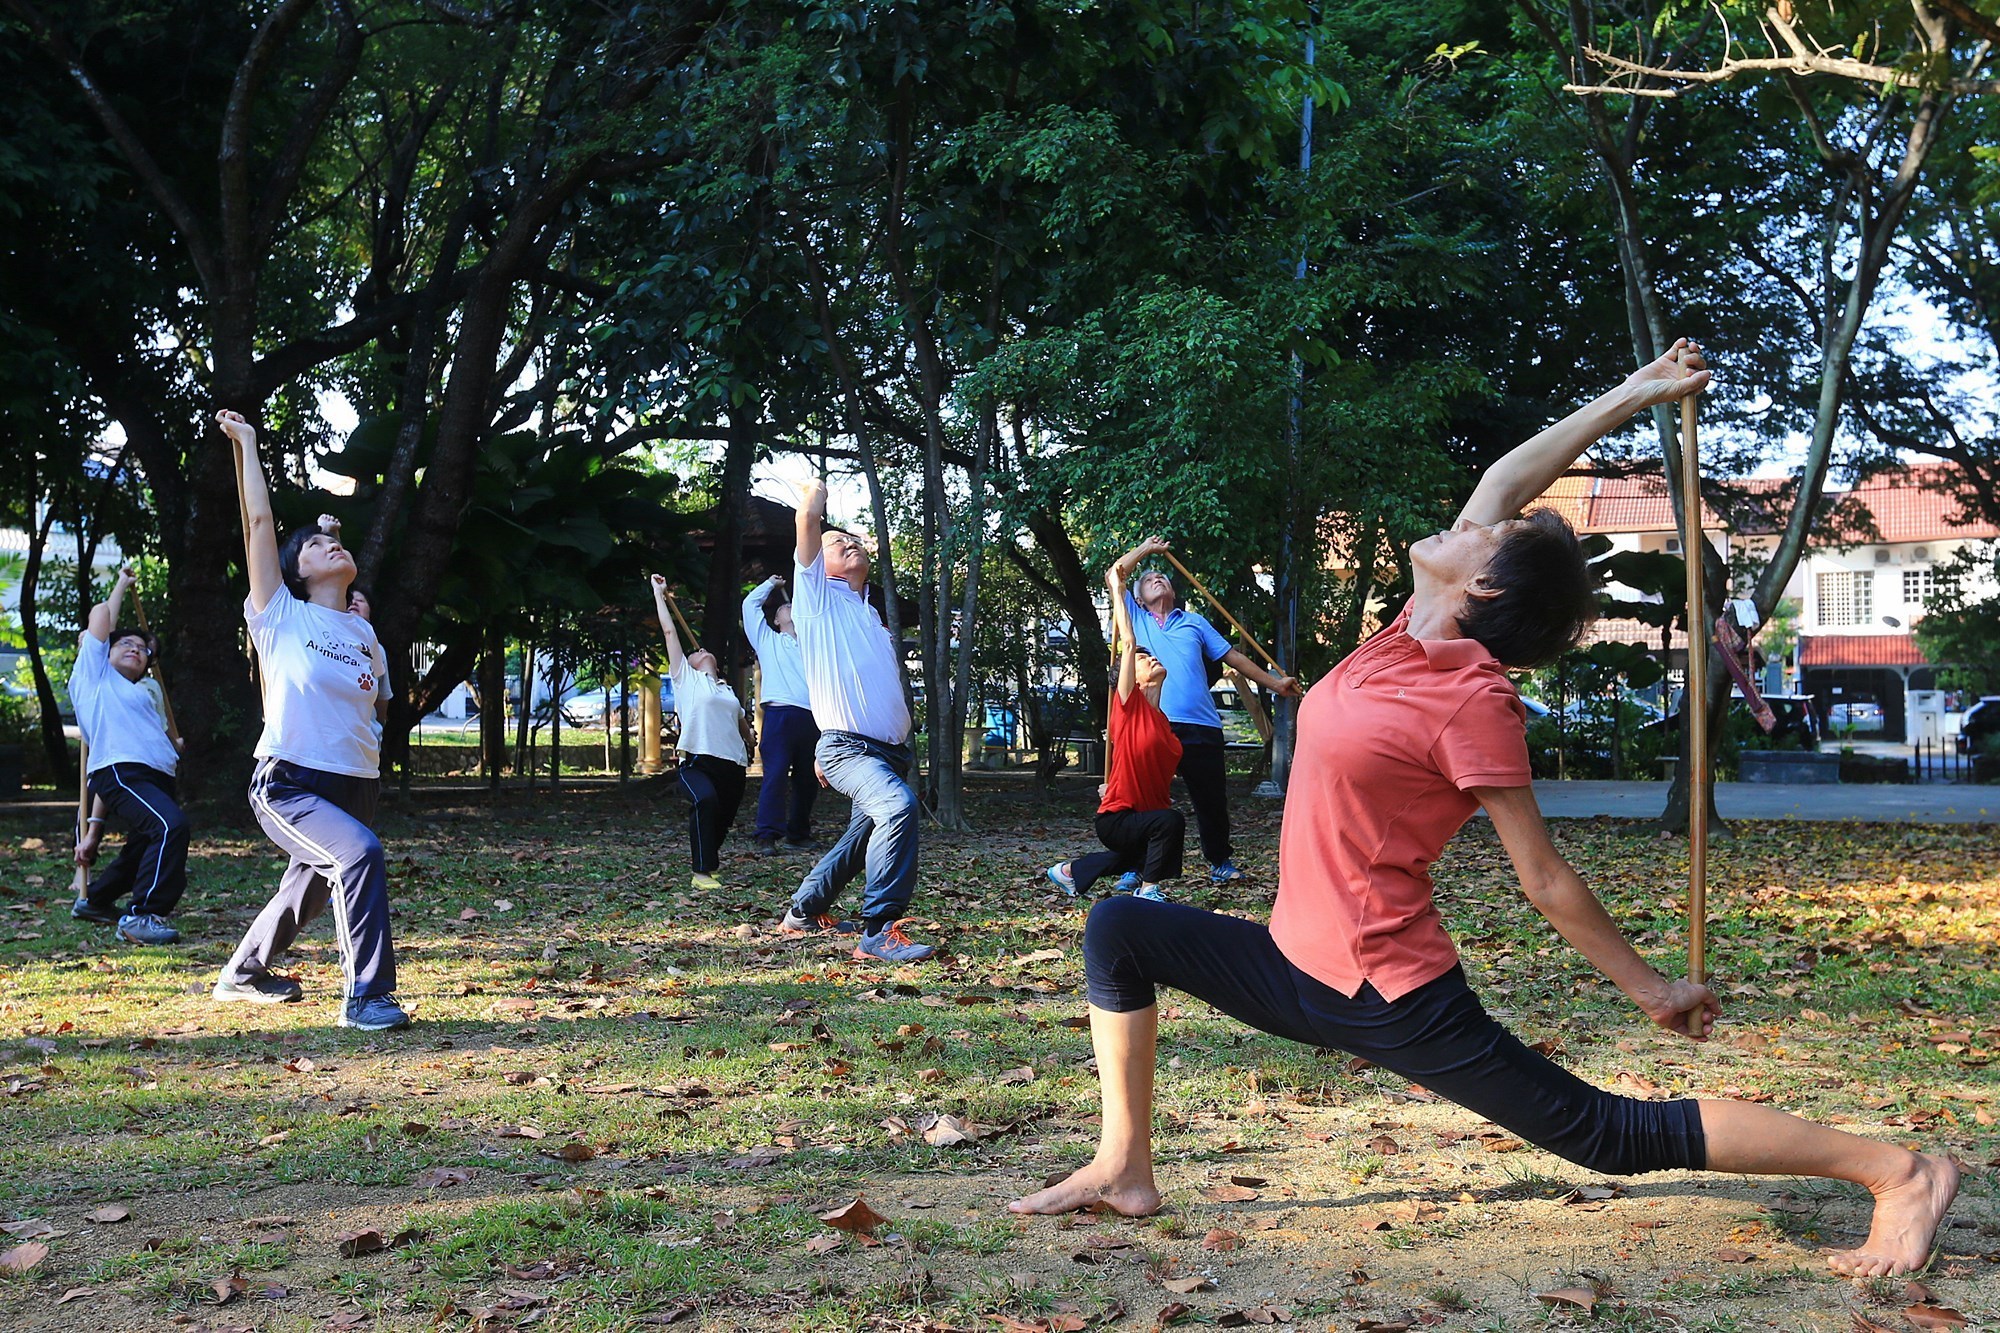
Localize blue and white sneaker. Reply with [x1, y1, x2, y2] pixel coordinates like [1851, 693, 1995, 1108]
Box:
[851, 921, 936, 964]
[116, 913, 179, 945]
[1133, 883, 1169, 902]
[1209, 861, 1247, 885]
[340, 995, 412, 1031]
[1113, 871, 1143, 894]
[1045, 863, 1077, 896]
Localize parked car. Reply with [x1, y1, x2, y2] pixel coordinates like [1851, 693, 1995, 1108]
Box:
[1827, 700, 1884, 732]
[1956, 696, 2000, 754]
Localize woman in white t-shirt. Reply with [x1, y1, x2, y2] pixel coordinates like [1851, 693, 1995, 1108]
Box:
[649, 575, 753, 891]
[211, 410, 408, 1032]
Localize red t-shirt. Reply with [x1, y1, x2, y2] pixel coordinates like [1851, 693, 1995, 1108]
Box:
[1269, 607, 1531, 1001]
[1101, 689, 1182, 814]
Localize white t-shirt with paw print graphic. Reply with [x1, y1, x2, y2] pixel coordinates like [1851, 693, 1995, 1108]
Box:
[245, 585, 390, 778]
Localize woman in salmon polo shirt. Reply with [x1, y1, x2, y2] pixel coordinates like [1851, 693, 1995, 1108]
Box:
[1010, 341, 1956, 1278]
[1045, 561, 1186, 902]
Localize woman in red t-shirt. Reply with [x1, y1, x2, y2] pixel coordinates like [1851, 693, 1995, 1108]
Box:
[1046, 564, 1186, 901]
[1010, 342, 1956, 1278]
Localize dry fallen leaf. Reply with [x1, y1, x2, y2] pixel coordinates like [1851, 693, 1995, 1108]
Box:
[336, 1229, 388, 1257]
[542, 1142, 598, 1163]
[208, 1275, 248, 1305]
[1216, 1309, 1291, 1327]
[1201, 1184, 1259, 1203]
[415, 1167, 472, 1189]
[54, 1286, 92, 1306]
[803, 1233, 843, 1254]
[995, 1066, 1036, 1086]
[1161, 1275, 1215, 1294]
[1712, 1247, 1757, 1263]
[818, 1197, 888, 1234]
[1902, 1306, 1968, 1331]
[0, 1241, 50, 1273]
[83, 1205, 130, 1224]
[0, 1218, 55, 1239]
[1535, 1288, 1600, 1312]
[1202, 1228, 1244, 1252]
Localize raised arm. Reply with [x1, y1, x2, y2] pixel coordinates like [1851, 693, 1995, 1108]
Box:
[216, 410, 283, 612]
[649, 574, 687, 676]
[1458, 340, 1709, 527]
[1477, 784, 1719, 1039]
[742, 575, 780, 643]
[1112, 534, 1171, 584]
[1107, 564, 1139, 702]
[795, 478, 828, 568]
[84, 564, 136, 643]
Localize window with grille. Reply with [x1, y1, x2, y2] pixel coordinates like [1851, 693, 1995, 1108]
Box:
[1902, 567, 1933, 607]
[1816, 570, 1874, 627]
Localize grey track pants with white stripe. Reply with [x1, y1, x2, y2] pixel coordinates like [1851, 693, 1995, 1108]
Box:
[223, 758, 397, 999]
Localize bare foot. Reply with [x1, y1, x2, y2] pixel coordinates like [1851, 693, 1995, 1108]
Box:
[1008, 1162, 1162, 1217]
[1826, 1152, 1959, 1278]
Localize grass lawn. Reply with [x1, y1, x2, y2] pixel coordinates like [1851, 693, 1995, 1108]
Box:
[0, 775, 1995, 1332]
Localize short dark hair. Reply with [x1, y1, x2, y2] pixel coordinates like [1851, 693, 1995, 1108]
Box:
[278, 527, 322, 599]
[761, 579, 790, 631]
[1456, 508, 1597, 669]
[109, 627, 154, 656]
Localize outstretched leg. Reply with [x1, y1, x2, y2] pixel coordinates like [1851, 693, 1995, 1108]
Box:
[1008, 1003, 1163, 1217]
[1699, 1100, 1957, 1277]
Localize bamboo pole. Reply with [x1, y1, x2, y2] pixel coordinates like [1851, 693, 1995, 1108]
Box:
[71, 738, 90, 901]
[1160, 552, 1284, 675]
[663, 590, 700, 653]
[1680, 392, 1708, 997]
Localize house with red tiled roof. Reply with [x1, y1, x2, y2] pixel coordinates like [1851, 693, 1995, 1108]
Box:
[1532, 463, 1999, 742]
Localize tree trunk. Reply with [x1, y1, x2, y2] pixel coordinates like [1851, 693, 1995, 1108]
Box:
[515, 641, 536, 780]
[704, 403, 759, 686]
[19, 476, 71, 779]
[481, 624, 506, 790]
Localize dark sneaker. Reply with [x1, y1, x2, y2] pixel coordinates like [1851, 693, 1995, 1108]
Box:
[71, 897, 117, 924]
[116, 913, 180, 945]
[1045, 863, 1077, 896]
[1209, 861, 1247, 885]
[212, 973, 304, 1004]
[754, 837, 781, 856]
[851, 921, 936, 964]
[1113, 871, 1142, 894]
[784, 838, 825, 852]
[779, 908, 859, 937]
[340, 995, 411, 1031]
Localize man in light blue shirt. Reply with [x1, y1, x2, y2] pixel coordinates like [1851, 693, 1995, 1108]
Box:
[1112, 536, 1300, 884]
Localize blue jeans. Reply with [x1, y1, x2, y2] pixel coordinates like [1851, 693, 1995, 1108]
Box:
[792, 730, 918, 931]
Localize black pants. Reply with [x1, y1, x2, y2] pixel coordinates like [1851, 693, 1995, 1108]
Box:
[85, 763, 190, 917]
[1170, 723, 1230, 865]
[754, 703, 820, 842]
[678, 754, 746, 874]
[1082, 896, 1707, 1176]
[1072, 808, 1185, 891]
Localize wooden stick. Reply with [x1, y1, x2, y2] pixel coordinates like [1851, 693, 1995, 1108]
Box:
[129, 586, 182, 744]
[663, 591, 701, 653]
[1680, 392, 1708, 998]
[71, 737, 90, 901]
[1160, 552, 1284, 674]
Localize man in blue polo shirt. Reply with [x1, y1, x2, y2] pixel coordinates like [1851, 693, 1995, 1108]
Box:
[1111, 536, 1300, 884]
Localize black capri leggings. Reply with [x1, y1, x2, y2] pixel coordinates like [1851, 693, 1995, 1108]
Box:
[1082, 895, 1706, 1177]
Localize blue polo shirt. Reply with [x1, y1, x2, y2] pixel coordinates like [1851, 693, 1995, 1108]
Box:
[1124, 592, 1231, 729]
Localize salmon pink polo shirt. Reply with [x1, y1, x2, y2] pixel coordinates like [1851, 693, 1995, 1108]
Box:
[1270, 607, 1532, 1002]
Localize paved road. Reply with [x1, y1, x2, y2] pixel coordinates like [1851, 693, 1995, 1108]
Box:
[1527, 780, 2000, 824]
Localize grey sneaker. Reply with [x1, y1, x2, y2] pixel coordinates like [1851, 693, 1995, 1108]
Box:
[116, 913, 180, 945]
[340, 995, 411, 1031]
[779, 908, 859, 936]
[213, 973, 304, 1004]
[71, 897, 117, 924]
[850, 921, 936, 964]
